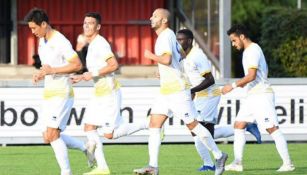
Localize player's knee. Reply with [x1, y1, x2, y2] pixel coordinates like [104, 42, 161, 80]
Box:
[191, 123, 212, 138]
[266, 125, 279, 134]
[234, 121, 247, 129]
[44, 130, 60, 142]
[42, 132, 50, 143]
[149, 123, 162, 128]
[43, 137, 50, 144]
[45, 135, 59, 142]
[186, 120, 198, 130]
[84, 124, 97, 132]
[104, 133, 114, 139]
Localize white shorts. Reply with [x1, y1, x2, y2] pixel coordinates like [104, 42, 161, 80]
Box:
[41, 97, 74, 132]
[194, 95, 220, 124]
[151, 90, 197, 124]
[83, 89, 123, 134]
[236, 93, 279, 129]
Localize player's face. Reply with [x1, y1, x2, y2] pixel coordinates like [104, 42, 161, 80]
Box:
[28, 21, 47, 38]
[83, 16, 100, 37]
[176, 33, 190, 51]
[149, 10, 163, 29]
[229, 33, 244, 50]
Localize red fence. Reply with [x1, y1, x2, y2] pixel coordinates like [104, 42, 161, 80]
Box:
[17, 0, 165, 65]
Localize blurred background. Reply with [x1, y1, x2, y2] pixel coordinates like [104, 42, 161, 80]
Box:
[0, 0, 306, 79]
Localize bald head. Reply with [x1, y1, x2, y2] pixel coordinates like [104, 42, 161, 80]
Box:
[150, 8, 171, 34]
[155, 8, 171, 23]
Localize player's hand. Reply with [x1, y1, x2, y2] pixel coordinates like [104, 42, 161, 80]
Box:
[70, 74, 83, 84]
[32, 70, 46, 85]
[83, 72, 93, 81]
[41, 64, 55, 75]
[221, 84, 233, 94]
[32, 73, 40, 84]
[144, 50, 155, 60]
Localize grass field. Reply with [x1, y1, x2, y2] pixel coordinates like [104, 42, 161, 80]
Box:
[0, 143, 306, 175]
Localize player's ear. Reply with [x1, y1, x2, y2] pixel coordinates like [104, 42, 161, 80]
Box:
[239, 34, 245, 40]
[97, 24, 101, 31]
[162, 18, 168, 24]
[41, 21, 48, 28]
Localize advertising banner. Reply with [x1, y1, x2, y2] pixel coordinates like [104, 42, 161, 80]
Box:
[0, 85, 306, 144]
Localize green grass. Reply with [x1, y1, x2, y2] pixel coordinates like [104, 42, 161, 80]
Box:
[0, 143, 306, 175]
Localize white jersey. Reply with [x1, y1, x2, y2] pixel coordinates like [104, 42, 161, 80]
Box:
[242, 43, 273, 94]
[38, 30, 77, 99]
[86, 35, 120, 96]
[183, 47, 220, 97]
[155, 28, 189, 94]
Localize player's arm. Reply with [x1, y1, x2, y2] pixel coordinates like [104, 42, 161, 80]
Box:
[76, 34, 87, 51]
[83, 56, 118, 81]
[191, 72, 215, 94]
[222, 68, 257, 94]
[41, 55, 82, 75]
[144, 50, 171, 65]
[234, 68, 257, 87]
[97, 56, 119, 76]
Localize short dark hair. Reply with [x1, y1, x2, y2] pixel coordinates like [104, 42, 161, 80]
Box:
[177, 29, 194, 40]
[227, 24, 250, 39]
[85, 12, 102, 24]
[24, 8, 49, 25]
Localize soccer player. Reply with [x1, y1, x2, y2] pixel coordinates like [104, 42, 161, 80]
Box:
[70, 12, 147, 175]
[176, 28, 262, 172]
[24, 8, 90, 175]
[222, 24, 295, 172]
[133, 8, 228, 175]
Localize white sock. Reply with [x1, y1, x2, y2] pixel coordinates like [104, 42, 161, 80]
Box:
[233, 129, 245, 164]
[86, 130, 108, 169]
[191, 123, 222, 159]
[50, 138, 71, 175]
[214, 126, 234, 139]
[61, 134, 86, 151]
[193, 136, 214, 166]
[112, 121, 147, 139]
[148, 128, 161, 168]
[271, 129, 292, 165]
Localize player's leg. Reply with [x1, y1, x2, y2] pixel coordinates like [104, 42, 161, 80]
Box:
[225, 97, 253, 172]
[61, 134, 86, 151]
[84, 124, 110, 175]
[256, 93, 294, 172]
[133, 114, 166, 175]
[149, 115, 167, 169]
[187, 120, 228, 175]
[42, 97, 73, 175]
[192, 134, 215, 171]
[83, 98, 110, 174]
[215, 123, 261, 143]
[173, 90, 227, 175]
[268, 126, 294, 171]
[103, 90, 148, 139]
[214, 125, 234, 139]
[225, 121, 246, 172]
[60, 133, 96, 167]
[193, 122, 215, 171]
[111, 121, 147, 139]
[246, 123, 262, 144]
[133, 94, 168, 175]
[45, 128, 71, 175]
